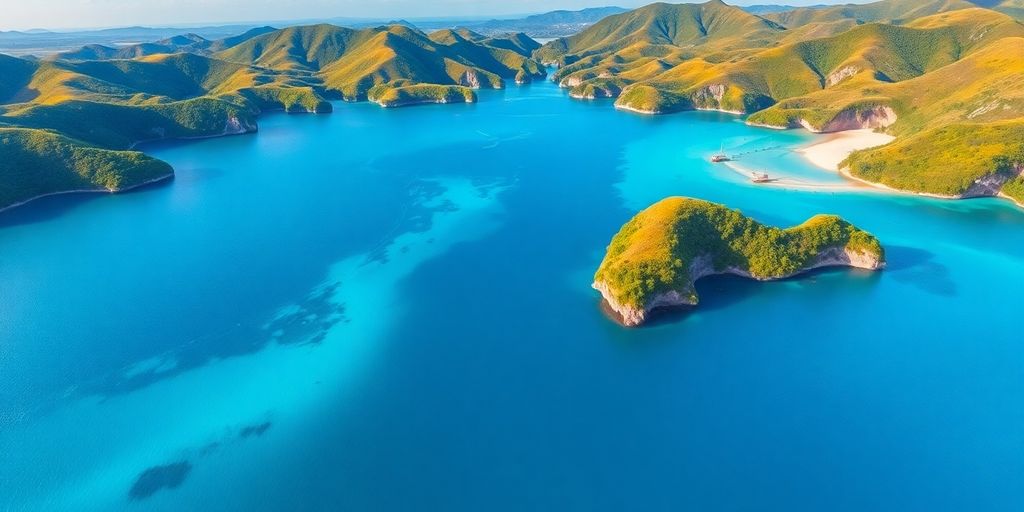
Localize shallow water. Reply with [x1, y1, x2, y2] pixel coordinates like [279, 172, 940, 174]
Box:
[1, 80, 1022, 511]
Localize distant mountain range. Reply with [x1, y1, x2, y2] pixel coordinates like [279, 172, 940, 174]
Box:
[741, 5, 831, 15]
[0, 24, 547, 209]
[0, 6, 629, 56]
[414, 7, 630, 38]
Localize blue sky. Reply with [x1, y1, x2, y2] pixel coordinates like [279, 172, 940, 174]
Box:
[3, 0, 873, 31]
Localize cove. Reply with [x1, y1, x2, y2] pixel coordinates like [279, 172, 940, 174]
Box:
[1, 79, 1022, 511]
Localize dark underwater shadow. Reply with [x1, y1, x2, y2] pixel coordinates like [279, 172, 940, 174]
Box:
[883, 245, 957, 297]
[128, 461, 192, 501]
[0, 176, 174, 230]
[610, 265, 884, 329]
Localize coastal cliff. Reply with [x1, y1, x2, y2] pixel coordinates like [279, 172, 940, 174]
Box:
[593, 197, 885, 327]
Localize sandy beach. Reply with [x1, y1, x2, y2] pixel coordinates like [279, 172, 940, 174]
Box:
[798, 129, 895, 171]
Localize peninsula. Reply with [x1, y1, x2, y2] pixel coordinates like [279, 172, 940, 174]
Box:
[539, 0, 1024, 207]
[593, 198, 885, 327]
[0, 25, 546, 211]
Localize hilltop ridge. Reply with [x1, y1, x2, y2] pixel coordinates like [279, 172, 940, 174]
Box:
[537, 0, 1024, 206]
[0, 23, 546, 210]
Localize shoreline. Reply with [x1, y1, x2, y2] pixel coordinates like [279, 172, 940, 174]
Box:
[0, 174, 174, 214]
[797, 130, 1024, 209]
[720, 161, 869, 193]
[596, 248, 885, 327]
[796, 130, 964, 200]
[796, 129, 895, 172]
[836, 166, 962, 200]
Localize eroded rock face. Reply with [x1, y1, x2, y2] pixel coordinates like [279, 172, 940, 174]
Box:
[814, 106, 897, 133]
[826, 65, 860, 87]
[692, 84, 727, 107]
[594, 247, 885, 327]
[460, 70, 481, 88]
[963, 163, 1024, 198]
[224, 116, 257, 135]
[561, 76, 585, 88]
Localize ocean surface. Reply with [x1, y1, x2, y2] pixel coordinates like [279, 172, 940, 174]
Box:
[2, 79, 1022, 511]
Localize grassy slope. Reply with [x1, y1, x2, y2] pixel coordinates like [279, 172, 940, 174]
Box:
[53, 27, 277, 61]
[844, 122, 1024, 196]
[218, 25, 545, 100]
[0, 54, 37, 103]
[594, 197, 884, 309]
[621, 8, 1024, 114]
[552, 1, 1024, 201]
[0, 128, 172, 208]
[765, 0, 978, 28]
[0, 23, 544, 210]
[368, 83, 476, 107]
[538, 1, 784, 97]
[743, 15, 1024, 196]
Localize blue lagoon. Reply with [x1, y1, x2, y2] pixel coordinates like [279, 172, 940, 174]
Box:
[1, 79, 1023, 511]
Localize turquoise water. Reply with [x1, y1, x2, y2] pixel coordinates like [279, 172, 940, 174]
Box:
[1, 80, 1023, 511]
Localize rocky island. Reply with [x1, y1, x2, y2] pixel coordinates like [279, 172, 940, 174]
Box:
[593, 197, 885, 327]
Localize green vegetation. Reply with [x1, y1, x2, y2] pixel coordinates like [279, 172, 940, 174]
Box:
[51, 28, 277, 61]
[539, 0, 1024, 205]
[218, 24, 545, 100]
[844, 122, 1024, 196]
[0, 23, 544, 210]
[368, 83, 476, 107]
[1002, 176, 1024, 204]
[594, 197, 885, 315]
[0, 128, 172, 209]
[764, 0, 981, 31]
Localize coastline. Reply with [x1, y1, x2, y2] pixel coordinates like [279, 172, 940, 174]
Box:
[720, 161, 869, 192]
[798, 131, 1024, 209]
[596, 247, 885, 327]
[0, 174, 174, 214]
[836, 166, 961, 200]
[613, 103, 746, 116]
[796, 129, 895, 172]
[796, 130, 962, 200]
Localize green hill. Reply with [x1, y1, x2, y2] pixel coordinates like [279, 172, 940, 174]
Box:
[52, 27, 277, 61]
[538, 1, 784, 97]
[540, 1, 783, 61]
[0, 127, 173, 210]
[617, 7, 1024, 111]
[218, 24, 546, 100]
[593, 197, 885, 326]
[765, 0, 978, 27]
[543, 1, 1024, 206]
[0, 23, 544, 211]
[0, 54, 37, 103]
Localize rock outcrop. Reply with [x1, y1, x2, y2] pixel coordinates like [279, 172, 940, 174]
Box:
[808, 106, 897, 133]
[592, 197, 886, 327]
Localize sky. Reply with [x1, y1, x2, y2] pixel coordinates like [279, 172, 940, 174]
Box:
[1, 0, 873, 31]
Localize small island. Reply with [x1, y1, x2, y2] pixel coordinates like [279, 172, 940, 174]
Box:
[593, 197, 885, 327]
[368, 83, 477, 108]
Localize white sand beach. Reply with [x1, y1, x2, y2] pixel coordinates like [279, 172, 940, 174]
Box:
[798, 129, 895, 171]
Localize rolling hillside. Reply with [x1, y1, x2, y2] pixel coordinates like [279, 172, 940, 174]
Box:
[218, 24, 546, 100]
[537, 0, 1024, 205]
[763, 0, 979, 27]
[0, 23, 545, 210]
[537, 1, 785, 98]
[52, 27, 276, 61]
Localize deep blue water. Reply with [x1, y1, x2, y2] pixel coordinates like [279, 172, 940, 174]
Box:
[1, 80, 1022, 511]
